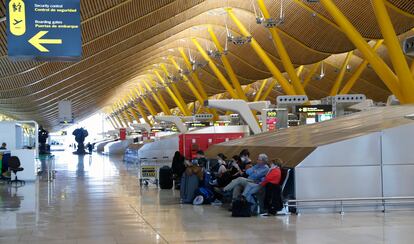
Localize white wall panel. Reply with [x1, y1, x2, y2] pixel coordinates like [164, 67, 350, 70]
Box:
[298, 133, 381, 168]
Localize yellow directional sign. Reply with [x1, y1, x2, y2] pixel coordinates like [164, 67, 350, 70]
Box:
[7, 0, 81, 60]
[28, 31, 62, 52]
[9, 0, 26, 36]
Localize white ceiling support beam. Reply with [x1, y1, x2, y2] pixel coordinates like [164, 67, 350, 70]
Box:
[154, 116, 187, 133]
[130, 123, 152, 133]
[205, 99, 262, 135]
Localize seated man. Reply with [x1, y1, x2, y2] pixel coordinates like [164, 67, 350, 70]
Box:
[223, 153, 269, 201]
[0, 143, 6, 150]
[242, 159, 282, 206]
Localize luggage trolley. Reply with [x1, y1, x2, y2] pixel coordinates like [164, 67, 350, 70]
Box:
[138, 156, 170, 186]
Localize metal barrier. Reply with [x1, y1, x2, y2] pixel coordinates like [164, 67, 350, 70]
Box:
[138, 157, 170, 186]
[287, 196, 414, 215]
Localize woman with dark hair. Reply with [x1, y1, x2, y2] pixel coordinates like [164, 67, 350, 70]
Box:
[229, 155, 243, 179]
[239, 149, 252, 169]
[171, 151, 186, 188]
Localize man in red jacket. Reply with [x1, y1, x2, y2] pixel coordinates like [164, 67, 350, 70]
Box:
[242, 159, 282, 204]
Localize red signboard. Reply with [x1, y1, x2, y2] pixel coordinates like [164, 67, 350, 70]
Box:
[179, 133, 244, 159]
[120, 128, 126, 140]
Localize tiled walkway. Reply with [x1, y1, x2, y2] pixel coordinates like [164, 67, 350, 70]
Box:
[1, 151, 414, 244]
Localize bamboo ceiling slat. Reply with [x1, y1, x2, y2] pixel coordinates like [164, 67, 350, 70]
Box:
[0, 0, 413, 129]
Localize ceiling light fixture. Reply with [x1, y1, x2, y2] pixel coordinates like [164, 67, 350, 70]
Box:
[262, 0, 285, 28]
[316, 61, 325, 80]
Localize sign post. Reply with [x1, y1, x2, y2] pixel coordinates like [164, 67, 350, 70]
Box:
[7, 0, 81, 61]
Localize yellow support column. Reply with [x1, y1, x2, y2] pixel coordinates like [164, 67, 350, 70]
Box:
[256, 0, 307, 95]
[142, 81, 171, 115]
[115, 103, 130, 126]
[135, 103, 153, 126]
[117, 110, 128, 128]
[111, 111, 122, 128]
[111, 116, 120, 128]
[207, 26, 247, 100]
[340, 41, 384, 94]
[127, 94, 152, 126]
[134, 87, 158, 116]
[260, 79, 278, 101]
[168, 57, 205, 104]
[411, 60, 414, 76]
[108, 116, 118, 129]
[192, 38, 239, 99]
[303, 62, 321, 88]
[128, 107, 140, 123]
[372, 0, 414, 103]
[157, 93, 172, 115]
[189, 103, 195, 113]
[254, 79, 268, 102]
[142, 98, 158, 116]
[319, 0, 403, 101]
[149, 80, 172, 115]
[112, 106, 126, 127]
[154, 71, 191, 116]
[120, 100, 134, 125]
[330, 51, 353, 96]
[243, 84, 252, 102]
[159, 64, 191, 112]
[122, 110, 133, 125]
[178, 47, 209, 100]
[226, 8, 296, 96]
[296, 65, 304, 77]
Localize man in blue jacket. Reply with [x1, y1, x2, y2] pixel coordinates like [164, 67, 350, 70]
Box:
[223, 154, 269, 201]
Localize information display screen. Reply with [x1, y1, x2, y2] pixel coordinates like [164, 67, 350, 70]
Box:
[266, 110, 279, 131]
[187, 122, 210, 128]
[296, 105, 333, 124]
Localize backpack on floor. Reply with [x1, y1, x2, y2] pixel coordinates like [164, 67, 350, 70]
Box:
[231, 196, 252, 217]
[194, 187, 215, 204]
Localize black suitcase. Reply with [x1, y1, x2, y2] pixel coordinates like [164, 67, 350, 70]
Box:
[159, 166, 173, 189]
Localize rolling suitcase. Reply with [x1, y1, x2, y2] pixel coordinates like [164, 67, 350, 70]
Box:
[180, 174, 200, 203]
[159, 166, 173, 189]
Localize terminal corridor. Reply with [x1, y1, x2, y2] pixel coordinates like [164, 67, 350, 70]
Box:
[0, 152, 414, 244]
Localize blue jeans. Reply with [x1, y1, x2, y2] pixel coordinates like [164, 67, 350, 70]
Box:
[242, 182, 262, 204]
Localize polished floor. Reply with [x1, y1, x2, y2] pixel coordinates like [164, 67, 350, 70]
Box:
[1, 152, 414, 244]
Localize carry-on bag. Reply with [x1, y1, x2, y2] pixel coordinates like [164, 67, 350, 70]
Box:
[180, 174, 200, 203]
[159, 166, 173, 189]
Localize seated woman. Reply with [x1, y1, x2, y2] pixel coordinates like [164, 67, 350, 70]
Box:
[228, 155, 243, 179]
[210, 153, 228, 186]
[239, 149, 252, 170]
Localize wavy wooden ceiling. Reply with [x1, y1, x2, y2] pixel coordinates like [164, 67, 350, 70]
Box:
[0, 0, 414, 130]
